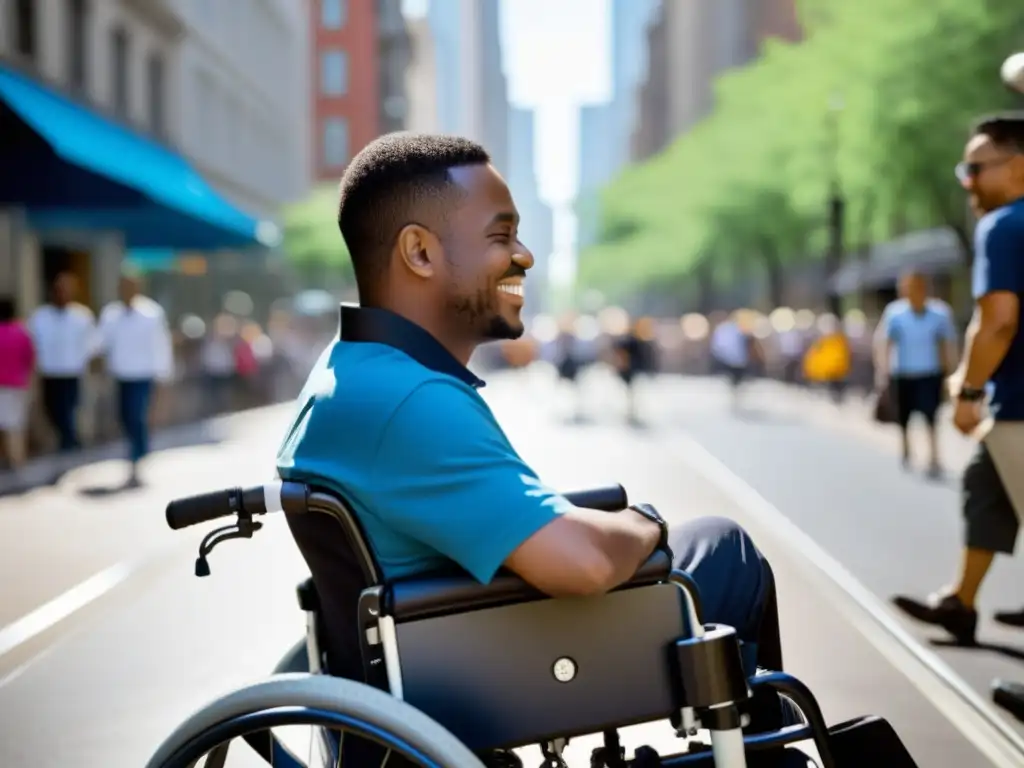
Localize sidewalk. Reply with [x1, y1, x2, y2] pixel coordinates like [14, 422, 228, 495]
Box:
[753, 380, 977, 473]
[0, 403, 288, 498]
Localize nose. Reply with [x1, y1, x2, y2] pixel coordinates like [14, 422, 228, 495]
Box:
[513, 243, 535, 270]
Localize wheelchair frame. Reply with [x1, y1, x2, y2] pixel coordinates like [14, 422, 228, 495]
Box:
[160, 480, 843, 768]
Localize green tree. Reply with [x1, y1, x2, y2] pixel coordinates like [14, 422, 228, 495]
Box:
[579, 0, 1024, 299]
[282, 184, 353, 287]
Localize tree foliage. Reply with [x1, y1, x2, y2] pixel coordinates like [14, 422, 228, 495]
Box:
[579, 0, 1024, 297]
[281, 184, 354, 286]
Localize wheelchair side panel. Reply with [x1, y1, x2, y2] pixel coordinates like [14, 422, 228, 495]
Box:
[393, 582, 685, 751]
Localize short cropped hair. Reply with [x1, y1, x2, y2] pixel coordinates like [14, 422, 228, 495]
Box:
[972, 112, 1024, 153]
[337, 132, 491, 296]
[0, 296, 14, 322]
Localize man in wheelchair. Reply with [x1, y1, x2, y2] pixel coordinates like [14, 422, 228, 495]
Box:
[274, 134, 800, 765]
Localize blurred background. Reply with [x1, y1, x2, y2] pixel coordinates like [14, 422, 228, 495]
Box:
[4, 2, 1024, 765]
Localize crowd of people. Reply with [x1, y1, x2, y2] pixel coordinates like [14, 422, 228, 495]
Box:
[0, 270, 329, 485]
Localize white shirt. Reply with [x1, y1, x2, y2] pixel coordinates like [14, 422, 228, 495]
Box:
[28, 303, 97, 377]
[98, 296, 174, 382]
[710, 321, 749, 368]
[201, 335, 237, 376]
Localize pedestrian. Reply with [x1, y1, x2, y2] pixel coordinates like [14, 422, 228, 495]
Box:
[27, 272, 95, 453]
[709, 311, 755, 410]
[892, 113, 1024, 645]
[873, 270, 958, 476]
[96, 272, 173, 486]
[0, 296, 35, 470]
[200, 314, 239, 416]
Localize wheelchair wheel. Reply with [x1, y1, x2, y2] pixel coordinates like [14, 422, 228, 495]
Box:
[146, 673, 486, 768]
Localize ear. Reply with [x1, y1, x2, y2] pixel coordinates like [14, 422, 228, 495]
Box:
[396, 223, 441, 279]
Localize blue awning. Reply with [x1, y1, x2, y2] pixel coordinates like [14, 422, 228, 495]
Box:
[0, 63, 280, 250]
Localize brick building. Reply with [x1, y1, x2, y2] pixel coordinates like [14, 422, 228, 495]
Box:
[310, 0, 410, 182]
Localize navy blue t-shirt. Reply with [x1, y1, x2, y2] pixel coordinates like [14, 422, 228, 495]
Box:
[972, 197, 1024, 421]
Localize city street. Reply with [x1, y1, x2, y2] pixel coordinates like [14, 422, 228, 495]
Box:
[0, 369, 1020, 766]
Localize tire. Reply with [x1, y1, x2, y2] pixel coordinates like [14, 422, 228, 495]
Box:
[272, 638, 310, 674]
[145, 673, 486, 768]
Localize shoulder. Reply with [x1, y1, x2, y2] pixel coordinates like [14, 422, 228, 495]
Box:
[925, 299, 953, 318]
[883, 299, 908, 323]
[976, 204, 1024, 254]
[68, 302, 96, 322]
[308, 342, 487, 432]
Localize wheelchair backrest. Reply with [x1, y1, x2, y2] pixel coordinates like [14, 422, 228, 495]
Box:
[283, 483, 383, 683]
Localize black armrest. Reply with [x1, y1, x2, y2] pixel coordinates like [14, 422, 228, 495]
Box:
[385, 548, 673, 622]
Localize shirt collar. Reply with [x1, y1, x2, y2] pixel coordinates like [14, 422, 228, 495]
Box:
[338, 304, 486, 390]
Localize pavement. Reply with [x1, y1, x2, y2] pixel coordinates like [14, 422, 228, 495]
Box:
[0, 369, 1017, 766]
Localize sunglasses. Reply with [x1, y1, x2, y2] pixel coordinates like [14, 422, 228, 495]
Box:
[955, 155, 1016, 184]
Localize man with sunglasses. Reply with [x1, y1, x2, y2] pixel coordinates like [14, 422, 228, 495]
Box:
[893, 114, 1024, 647]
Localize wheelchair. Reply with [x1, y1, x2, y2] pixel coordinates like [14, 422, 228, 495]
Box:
[147, 481, 918, 768]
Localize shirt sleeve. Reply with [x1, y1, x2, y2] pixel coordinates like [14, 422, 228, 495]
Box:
[973, 215, 1022, 299]
[938, 308, 958, 341]
[368, 379, 570, 584]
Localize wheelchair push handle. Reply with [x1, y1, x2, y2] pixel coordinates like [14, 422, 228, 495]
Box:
[562, 484, 628, 511]
[165, 487, 244, 530]
[165, 482, 627, 530]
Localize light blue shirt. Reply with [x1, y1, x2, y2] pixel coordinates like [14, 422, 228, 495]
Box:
[276, 340, 570, 583]
[879, 298, 956, 377]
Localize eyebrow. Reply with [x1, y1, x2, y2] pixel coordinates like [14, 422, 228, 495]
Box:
[487, 212, 518, 227]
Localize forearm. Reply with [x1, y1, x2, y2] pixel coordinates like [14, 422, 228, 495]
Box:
[586, 508, 661, 589]
[960, 322, 1015, 388]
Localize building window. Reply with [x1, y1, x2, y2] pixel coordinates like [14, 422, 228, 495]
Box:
[14, 0, 37, 60]
[111, 26, 130, 117]
[147, 53, 165, 135]
[67, 0, 88, 91]
[321, 0, 346, 29]
[320, 50, 348, 96]
[322, 117, 350, 168]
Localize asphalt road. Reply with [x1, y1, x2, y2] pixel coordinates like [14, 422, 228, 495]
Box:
[0, 370, 1013, 767]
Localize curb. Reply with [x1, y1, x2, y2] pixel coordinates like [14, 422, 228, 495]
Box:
[0, 402, 289, 498]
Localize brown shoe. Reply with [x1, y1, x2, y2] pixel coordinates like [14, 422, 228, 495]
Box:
[891, 593, 977, 645]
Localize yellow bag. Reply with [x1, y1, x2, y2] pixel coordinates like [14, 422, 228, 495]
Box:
[803, 333, 851, 382]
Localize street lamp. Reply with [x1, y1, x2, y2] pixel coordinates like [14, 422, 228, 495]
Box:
[824, 93, 845, 316]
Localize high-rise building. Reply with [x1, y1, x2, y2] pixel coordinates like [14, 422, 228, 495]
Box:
[426, 0, 508, 172]
[174, 0, 311, 217]
[631, 0, 802, 161]
[575, 0, 659, 249]
[310, 0, 411, 182]
[575, 103, 616, 249]
[508, 107, 553, 314]
[609, 0, 661, 173]
[0, 0, 305, 315]
[403, 17, 439, 133]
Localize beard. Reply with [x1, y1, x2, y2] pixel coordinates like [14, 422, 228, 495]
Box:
[447, 285, 524, 342]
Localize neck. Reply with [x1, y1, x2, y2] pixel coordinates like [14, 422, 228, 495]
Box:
[364, 297, 477, 366]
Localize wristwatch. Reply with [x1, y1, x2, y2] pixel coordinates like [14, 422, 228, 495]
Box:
[957, 385, 986, 402]
[629, 503, 671, 554]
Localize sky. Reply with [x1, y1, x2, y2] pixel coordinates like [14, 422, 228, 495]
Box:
[401, 0, 613, 275]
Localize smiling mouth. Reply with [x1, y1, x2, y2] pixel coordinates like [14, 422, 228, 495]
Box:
[497, 283, 524, 298]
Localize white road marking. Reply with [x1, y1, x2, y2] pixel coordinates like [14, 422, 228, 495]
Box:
[0, 559, 137, 661]
[668, 431, 1024, 768]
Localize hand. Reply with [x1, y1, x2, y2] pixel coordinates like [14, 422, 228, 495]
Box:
[946, 368, 965, 399]
[952, 398, 983, 436]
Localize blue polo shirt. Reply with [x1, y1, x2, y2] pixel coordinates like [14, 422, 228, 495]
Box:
[973, 197, 1024, 421]
[880, 299, 956, 377]
[275, 310, 569, 583]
